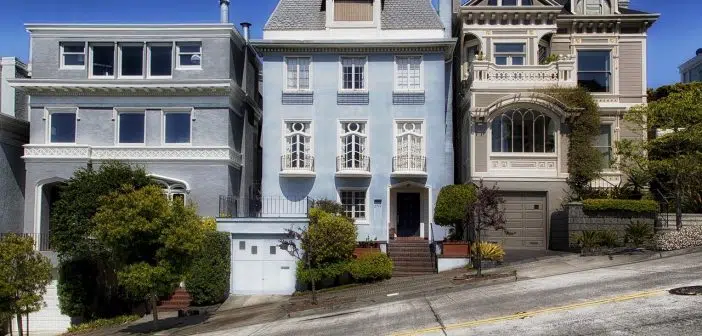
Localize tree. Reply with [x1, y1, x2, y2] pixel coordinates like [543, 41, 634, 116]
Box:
[434, 184, 477, 241]
[466, 181, 509, 276]
[0, 234, 52, 336]
[92, 185, 204, 322]
[618, 83, 702, 229]
[280, 203, 357, 304]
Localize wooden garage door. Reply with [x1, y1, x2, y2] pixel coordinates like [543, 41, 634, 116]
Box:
[483, 192, 546, 249]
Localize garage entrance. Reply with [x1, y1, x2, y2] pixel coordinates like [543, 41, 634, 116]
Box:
[231, 235, 297, 295]
[483, 192, 547, 249]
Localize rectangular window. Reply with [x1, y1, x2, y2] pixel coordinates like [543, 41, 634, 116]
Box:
[494, 43, 526, 66]
[148, 44, 173, 77]
[60, 43, 85, 69]
[50, 112, 76, 143]
[502, 0, 518, 5]
[177, 42, 202, 69]
[341, 57, 366, 91]
[91, 44, 115, 77]
[595, 125, 613, 169]
[270, 246, 277, 255]
[164, 112, 191, 144]
[285, 57, 311, 91]
[120, 44, 144, 77]
[578, 50, 611, 92]
[334, 0, 373, 22]
[239, 241, 245, 250]
[118, 112, 145, 144]
[251, 246, 258, 255]
[340, 190, 367, 220]
[396, 56, 422, 91]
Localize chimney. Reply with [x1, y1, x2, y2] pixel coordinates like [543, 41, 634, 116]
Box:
[220, 0, 230, 23]
[240, 22, 251, 42]
[619, 0, 630, 9]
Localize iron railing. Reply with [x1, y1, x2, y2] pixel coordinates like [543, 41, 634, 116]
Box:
[392, 155, 427, 172]
[219, 195, 313, 218]
[0, 232, 52, 251]
[281, 154, 315, 172]
[336, 155, 370, 172]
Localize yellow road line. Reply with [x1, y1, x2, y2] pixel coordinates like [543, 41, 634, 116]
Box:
[391, 289, 666, 336]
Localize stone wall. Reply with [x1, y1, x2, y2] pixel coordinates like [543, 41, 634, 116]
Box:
[550, 202, 656, 251]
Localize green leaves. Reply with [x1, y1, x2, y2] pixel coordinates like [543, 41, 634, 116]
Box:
[434, 184, 477, 227]
[304, 208, 358, 267]
[185, 232, 230, 306]
[0, 234, 52, 320]
[582, 199, 659, 213]
[349, 253, 393, 282]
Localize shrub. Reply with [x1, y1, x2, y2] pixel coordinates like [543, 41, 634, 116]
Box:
[597, 230, 620, 248]
[296, 261, 351, 285]
[571, 230, 601, 249]
[349, 253, 393, 282]
[312, 199, 347, 218]
[434, 184, 477, 229]
[471, 242, 505, 262]
[185, 231, 230, 306]
[201, 217, 217, 232]
[66, 314, 140, 334]
[654, 226, 702, 251]
[624, 222, 654, 247]
[582, 199, 659, 213]
[304, 208, 357, 267]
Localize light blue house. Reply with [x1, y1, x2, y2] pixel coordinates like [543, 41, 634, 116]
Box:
[217, 0, 456, 295]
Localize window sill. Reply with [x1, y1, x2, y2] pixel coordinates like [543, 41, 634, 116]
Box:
[393, 90, 425, 94]
[60, 66, 85, 71]
[283, 90, 313, 94]
[338, 90, 369, 94]
[490, 153, 558, 158]
[176, 66, 202, 71]
[147, 76, 174, 80]
[354, 220, 370, 226]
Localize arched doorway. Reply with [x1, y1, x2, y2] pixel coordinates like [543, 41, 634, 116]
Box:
[35, 178, 68, 251]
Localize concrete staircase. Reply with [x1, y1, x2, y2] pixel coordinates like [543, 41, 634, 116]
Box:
[158, 287, 192, 312]
[388, 240, 435, 277]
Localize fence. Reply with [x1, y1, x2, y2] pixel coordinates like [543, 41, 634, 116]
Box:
[219, 195, 313, 218]
[658, 213, 702, 228]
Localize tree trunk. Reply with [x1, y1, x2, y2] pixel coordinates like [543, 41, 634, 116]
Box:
[311, 278, 318, 305]
[475, 230, 482, 277]
[676, 175, 683, 231]
[150, 293, 159, 322]
[15, 314, 22, 336]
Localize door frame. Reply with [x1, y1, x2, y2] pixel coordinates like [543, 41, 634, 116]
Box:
[396, 192, 421, 237]
[387, 181, 433, 241]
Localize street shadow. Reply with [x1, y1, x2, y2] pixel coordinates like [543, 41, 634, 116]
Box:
[120, 313, 210, 334]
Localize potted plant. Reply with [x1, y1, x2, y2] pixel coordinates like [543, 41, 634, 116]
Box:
[353, 236, 380, 258]
[471, 241, 504, 269]
[434, 184, 477, 257]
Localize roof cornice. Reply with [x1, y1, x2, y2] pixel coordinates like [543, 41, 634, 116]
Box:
[251, 39, 457, 59]
[7, 78, 237, 97]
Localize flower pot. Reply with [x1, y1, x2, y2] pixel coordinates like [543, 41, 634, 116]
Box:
[442, 241, 470, 257]
[354, 247, 380, 258]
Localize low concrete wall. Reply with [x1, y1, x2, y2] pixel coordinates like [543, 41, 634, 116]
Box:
[437, 257, 470, 272]
[550, 202, 656, 251]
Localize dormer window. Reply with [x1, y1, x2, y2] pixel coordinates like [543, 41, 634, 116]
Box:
[575, 0, 611, 15]
[334, 0, 373, 22]
[487, 0, 533, 5]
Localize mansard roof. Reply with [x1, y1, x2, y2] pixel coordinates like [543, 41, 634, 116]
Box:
[264, 0, 444, 31]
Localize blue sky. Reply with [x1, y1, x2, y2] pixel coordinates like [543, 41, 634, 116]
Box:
[0, 0, 696, 88]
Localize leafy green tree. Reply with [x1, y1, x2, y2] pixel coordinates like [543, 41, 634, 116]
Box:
[618, 84, 702, 229]
[0, 234, 52, 336]
[92, 185, 205, 321]
[434, 184, 477, 241]
[185, 231, 231, 306]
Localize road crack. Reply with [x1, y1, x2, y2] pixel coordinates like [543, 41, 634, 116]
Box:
[425, 297, 448, 336]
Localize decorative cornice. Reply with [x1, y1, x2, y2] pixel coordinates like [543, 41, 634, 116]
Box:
[8, 79, 235, 97]
[472, 92, 582, 121]
[251, 39, 457, 59]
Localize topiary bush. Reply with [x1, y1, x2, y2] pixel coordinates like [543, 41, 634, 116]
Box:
[185, 231, 230, 306]
[349, 253, 393, 283]
[434, 184, 477, 240]
[654, 226, 702, 251]
[582, 199, 659, 213]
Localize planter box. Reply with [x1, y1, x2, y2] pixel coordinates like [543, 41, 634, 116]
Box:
[353, 247, 380, 258]
[442, 241, 470, 257]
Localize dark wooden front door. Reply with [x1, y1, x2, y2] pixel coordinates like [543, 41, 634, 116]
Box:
[397, 193, 421, 237]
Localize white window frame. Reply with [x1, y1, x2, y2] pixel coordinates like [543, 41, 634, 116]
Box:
[283, 56, 313, 92]
[393, 119, 426, 170]
[118, 43, 146, 79]
[89, 43, 117, 79]
[576, 48, 614, 94]
[338, 120, 369, 170]
[493, 42, 527, 66]
[338, 188, 369, 224]
[161, 108, 194, 146]
[176, 42, 203, 70]
[394, 55, 424, 92]
[282, 120, 314, 170]
[114, 108, 146, 145]
[339, 56, 368, 92]
[45, 107, 79, 144]
[147, 43, 174, 79]
[59, 42, 86, 70]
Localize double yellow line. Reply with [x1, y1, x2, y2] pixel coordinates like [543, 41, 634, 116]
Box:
[392, 289, 666, 336]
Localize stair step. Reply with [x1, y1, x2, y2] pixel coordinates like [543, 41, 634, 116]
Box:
[394, 265, 434, 271]
[390, 256, 433, 262]
[388, 247, 430, 253]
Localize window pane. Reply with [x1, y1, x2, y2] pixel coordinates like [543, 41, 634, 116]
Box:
[150, 45, 172, 76]
[179, 54, 201, 67]
[286, 58, 298, 89]
[546, 118, 556, 152]
[522, 0, 533, 5]
[495, 43, 524, 53]
[491, 120, 502, 152]
[121, 45, 143, 76]
[523, 112, 534, 152]
[488, 0, 497, 5]
[179, 45, 201, 53]
[578, 72, 610, 92]
[50, 113, 76, 143]
[512, 57, 524, 65]
[495, 56, 508, 65]
[299, 58, 310, 89]
[534, 116, 545, 152]
[502, 0, 517, 5]
[119, 113, 145, 143]
[578, 51, 610, 71]
[165, 113, 191, 143]
[63, 44, 84, 53]
[92, 45, 114, 76]
[64, 54, 85, 66]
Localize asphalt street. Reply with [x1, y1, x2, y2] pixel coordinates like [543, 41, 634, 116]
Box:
[197, 252, 702, 336]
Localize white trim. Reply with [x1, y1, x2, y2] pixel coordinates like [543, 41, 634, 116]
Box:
[393, 55, 425, 92]
[392, 119, 427, 177]
[88, 42, 117, 79]
[45, 106, 79, 144]
[146, 42, 174, 79]
[283, 56, 313, 92]
[575, 47, 615, 94]
[114, 109, 146, 145]
[338, 55, 369, 92]
[281, 119, 314, 174]
[59, 42, 86, 70]
[492, 40, 528, 66]
[161, 108, 194, 146]
[487, 107, 560, 155]
[336, 119, 370, 174]
[117, 42, 146, 79]
[176, 42, 203, 70]
[337, 188, 370, 225]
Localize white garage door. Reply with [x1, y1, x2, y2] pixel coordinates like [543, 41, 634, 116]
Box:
[231, 237, 297, 295]
[483, 192, 547, 249]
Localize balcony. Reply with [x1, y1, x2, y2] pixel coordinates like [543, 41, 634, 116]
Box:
[218, 195, 312, 218]
[336, 155, 371, 177]
[468, 58, 576, 90]
[280, 154, 315, 177]
[392, 155, 427, 178]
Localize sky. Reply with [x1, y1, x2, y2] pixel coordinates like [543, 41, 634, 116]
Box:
[0, 0, 698, 88]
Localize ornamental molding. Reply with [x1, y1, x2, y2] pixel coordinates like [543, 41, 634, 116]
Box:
[23, 145, 242, 167]
[472, 92, 582, 121]
[491, 159, 557, 170]
[8, 79, 234, 97]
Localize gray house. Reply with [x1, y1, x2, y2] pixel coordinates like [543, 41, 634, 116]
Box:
[9, 2, 262, 253]
[679, 48, 702, 83]
[0, 57, 30, 235]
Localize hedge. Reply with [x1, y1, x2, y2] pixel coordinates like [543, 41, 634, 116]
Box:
[349, 252, 393, 282]
[185, 231, 230, 306]
[582, 199, 659, 213]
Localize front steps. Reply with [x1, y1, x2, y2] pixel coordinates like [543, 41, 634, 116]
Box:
[388, 240, 435, 277]
[158, 287, 192, 312]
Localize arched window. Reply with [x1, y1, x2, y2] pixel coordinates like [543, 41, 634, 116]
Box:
[284, 121, 312, 169]
[339, 121, 367, 170]
[153, 178, 189, 205]
[395, 121, 424, 170]
[491, 108, 556, 153]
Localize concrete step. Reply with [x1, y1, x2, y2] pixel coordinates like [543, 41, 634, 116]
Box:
[388, 247, 430, 253]
[390, 255, 434, 262]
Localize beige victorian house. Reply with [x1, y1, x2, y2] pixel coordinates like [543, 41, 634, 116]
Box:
[455, 0, 658, 249]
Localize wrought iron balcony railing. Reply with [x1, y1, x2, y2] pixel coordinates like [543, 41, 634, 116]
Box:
[336, 155, 370, 172]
